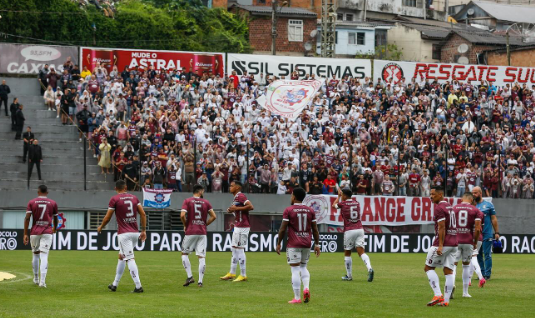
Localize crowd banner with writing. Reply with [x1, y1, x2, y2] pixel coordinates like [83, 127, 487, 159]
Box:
[374, 59, 535, 87]
[303, 195, 492, 227]
[0, 43, 79, 74]
[80, 47, 224, 77]
[256, 79, 324, 119]
[0, 230, 530, 254]
[142, 188, 173, 209]
[228, 53, 370, 79]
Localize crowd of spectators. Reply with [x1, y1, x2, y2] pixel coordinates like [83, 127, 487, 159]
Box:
[36, 57, 535, 199]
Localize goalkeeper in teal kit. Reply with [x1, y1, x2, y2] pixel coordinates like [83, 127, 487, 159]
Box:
[472, 187, 500, 280]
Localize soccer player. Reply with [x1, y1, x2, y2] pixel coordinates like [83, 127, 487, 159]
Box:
[451, 192, 482, 298]
[180, 184, 217, 287]
[97, 180, 147, 293]
[469, 218, 485, 286]
[220, 181, 254, 282]
[276, 188, 321, 304]
[332, 188, 374, 282]
[23, 185, 58, 288]
[424, 186, 458, 307]
[472, 186, 499, 280]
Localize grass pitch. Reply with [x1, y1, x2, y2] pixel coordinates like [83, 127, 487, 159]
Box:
[0, 251, 533, 317]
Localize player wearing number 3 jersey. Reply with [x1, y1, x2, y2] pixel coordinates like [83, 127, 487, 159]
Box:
[180, 184, 217, 287]
[332, 188, 374, 282]
[98, 180, 147, 293]
[24, 185, 59, 288]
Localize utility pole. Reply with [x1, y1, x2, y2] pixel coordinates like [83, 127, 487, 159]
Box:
[423, 0, 427, 20]
[321, 0, 336, 57]
[506, 31, 511, 66]
[272, 0, 277, 55]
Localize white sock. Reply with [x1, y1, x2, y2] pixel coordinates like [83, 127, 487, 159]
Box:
[39, 253, 48, 284]
[471, 256, 483, 280]
[300, 264, 310, 289]
[230, 248, 238, 275]
[198, 258, 206, 283]
[291, 266, 301, 300]
[361, 253, 372, 271]
[344, 256, 353, 278]
[182, 255, 192, 278]
[444, 274, 454, 303]
[426, 270, 442, 297]
[236, 248, 247, 277]
[127, 260, 142, 289]
[113, 260, 126, 287]
[462, 265, 471, 295]
[452, 264, 457, 285]
[32, 254, 39, 280]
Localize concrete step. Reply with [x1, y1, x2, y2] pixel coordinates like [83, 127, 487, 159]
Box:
[0, 124, 78, 133]
[0, 154, 90, 164]
[0, 179, 115, 191]
[0, 132, 81, 141]
[0, 143, 94, 154]
[4, 170, 112, 182]
[3, 163, 104, 174]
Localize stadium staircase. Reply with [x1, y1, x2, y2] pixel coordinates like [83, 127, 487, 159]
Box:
[0, 77, 114, 191]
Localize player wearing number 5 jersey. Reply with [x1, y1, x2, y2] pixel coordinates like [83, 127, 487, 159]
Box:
[425, 187, 458, 307]
[180, 184, 217, 287]
[23, 185, 59, 288]
[332, 188, 374, 282]
[97, 180, 147, 293]
[276, 188, 320, 304]
[221, 181, 254, 282]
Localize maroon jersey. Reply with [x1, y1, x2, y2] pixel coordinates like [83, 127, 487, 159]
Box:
[181, 197, 213, 235]
[283, 204, 316, 248]
[27, 197, 58, 235]
[335, 199, 363, 232]
[432, 201, 457, 247]
[466, 171, 476, 185]
[452, 203, 482, 244]
[108, 193, 140, 234]
[232, 192, 250, 228]
[383, 180, 394, 195]
[409, 173, 421, 187]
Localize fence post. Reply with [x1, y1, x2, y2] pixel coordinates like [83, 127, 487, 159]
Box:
[84, 136, 87, 191]
[397, 151, 400, 196]
[246, 141, 250, 194]
[444, 144, 448, 195]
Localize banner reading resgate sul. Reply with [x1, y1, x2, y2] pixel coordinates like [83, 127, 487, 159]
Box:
[374, 59, 535, 87]
[303, 195, 492, 226]
[80, 47, 224, 77]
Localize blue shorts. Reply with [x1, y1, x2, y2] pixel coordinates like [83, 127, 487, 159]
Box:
[69, 107, 76, 116]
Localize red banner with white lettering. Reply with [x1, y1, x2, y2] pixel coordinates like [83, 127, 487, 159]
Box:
[374, 59, 535, 87]
[303, 195, 492, 226]
[80, 47, 224, 77]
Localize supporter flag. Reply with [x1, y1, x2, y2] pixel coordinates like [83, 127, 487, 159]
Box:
[142, 188, 173, 209]
[256, 78, 324, 119]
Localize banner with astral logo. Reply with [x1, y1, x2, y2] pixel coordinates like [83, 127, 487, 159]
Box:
[0, 43, 79, 74]
[256, 79, 324, 119]
[303, 195, 493, 227]
[374, 59, 535, 87]
[142, 188, 173, 209]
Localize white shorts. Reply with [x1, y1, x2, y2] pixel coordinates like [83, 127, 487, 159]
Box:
[473, 241, 482, 256]
[344, 229, 365, 250]
[232, 227, 250, 248]
[118, 232, 140, 261]
[286, 248, 311, 265]
[182, 235, 207, 257]
[425, 246, 458, 270]
[455, 244, 474, 263]
[30, 234, 53, 253]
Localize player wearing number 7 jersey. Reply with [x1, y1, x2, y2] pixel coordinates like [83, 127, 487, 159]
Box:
[97, 180, 147, 293]
[180, 184, 217, 287]
[332, 188, 374, 282]
[23, 185, 59, 288]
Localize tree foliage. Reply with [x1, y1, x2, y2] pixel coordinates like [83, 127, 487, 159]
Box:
[0, 0, 251, 53]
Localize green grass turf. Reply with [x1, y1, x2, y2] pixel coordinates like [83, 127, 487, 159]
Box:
[0, 251, 533, 317]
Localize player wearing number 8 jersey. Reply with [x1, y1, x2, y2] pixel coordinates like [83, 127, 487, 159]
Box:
[23, 185, 58, 288]
[98, 180, 147, 293]
[332, 188, 374, 282]
[276, 188, 320, 304]
[425, 186, 458, 307]
[221, 181, 254, 282]
[180, 184, 217, 287]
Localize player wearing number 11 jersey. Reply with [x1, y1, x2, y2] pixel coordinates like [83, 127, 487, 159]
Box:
[98, 180, 147, 293]
[332, 188, 374, 282]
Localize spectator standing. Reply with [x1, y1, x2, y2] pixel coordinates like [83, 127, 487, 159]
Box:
[456, 168, 468, 197]
[408, 168, 420, 196]
[382, 175, 395, 196]
[22, 126, 35, 163]
[46, 68, 60, 91]
[10, 97, 20, 131]
[0, 80, 11, 116]
[28, 139, 43, 180]
[14, 104, 25, 140]
[98, 139, 112, 174]
[420, 170, 431, 197]
[38, 64, 50, 95]
[152, 161, 166, 189]
[76, 105, 91, 142]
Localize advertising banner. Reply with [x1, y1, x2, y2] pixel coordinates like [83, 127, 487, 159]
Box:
[256, 79, 324, 119]
[303, 195, 492, 226]
[0, 43, 79, 74]
[374, 59, 535, 87]
[142, 188, 173, 209]
[80, 47, 224, 76]
[228, 53, 371, 79]
[1, 230, 532, 254]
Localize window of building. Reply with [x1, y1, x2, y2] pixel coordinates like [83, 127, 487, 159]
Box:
[346, 13, 354, 21]
[357, 32, 365, 45]
[348, 32, 365, 45]
[403, 0, 417, 7]
[337, 13, 344, 21]
[375, 29, 387, 48]
[288, 20, 303, 42]
[432, 44, 441, 60]
[348, 33, 356, 45]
